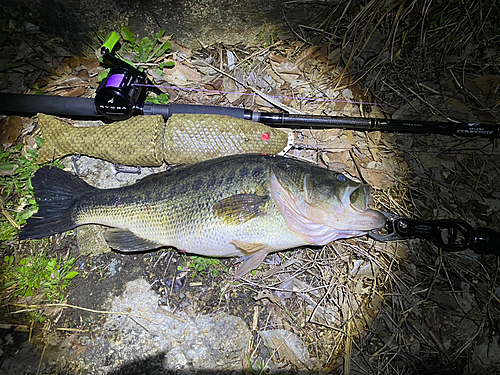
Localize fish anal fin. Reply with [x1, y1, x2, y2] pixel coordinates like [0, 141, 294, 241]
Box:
[235, 250, 269, 277]
[214, 194, 269, 225]
[104, 228, 163, 252]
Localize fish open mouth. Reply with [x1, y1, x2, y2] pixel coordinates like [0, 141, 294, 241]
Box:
[336, 184, 386, 233]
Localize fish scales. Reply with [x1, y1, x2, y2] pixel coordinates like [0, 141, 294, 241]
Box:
[73, 158, 303, 257]
[21, 154, 385, 275]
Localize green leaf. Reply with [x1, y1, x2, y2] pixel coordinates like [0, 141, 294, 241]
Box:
[26, 149, 38, 159]
[120, 26, 136, 45]
[140, 36, 151, 47]
[152, 40, 172, 60]
[155, 29, 166, 39]
[138, 43, 145, 62]
[19, 170, 32, 180]
[0, 163, 16, 170]
[20, 210, 33, 220]
[157, 41, 172, 56]
[98, 69, 110, 82]
[160, 61, 175, 69]
[35, 136, 44, 148]
[64, 271, 78, 280]
[3, 281, 15, 288]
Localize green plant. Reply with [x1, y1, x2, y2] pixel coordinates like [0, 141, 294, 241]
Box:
[177, 255, 223, 279]
[146, 92, 170, 104]
[0, 138, 41, 242]
[1, 251, 78, 303]
[251, 264, 264, 276]
[246, 354, 264, 374]
[119, 25, 172, 63]
[0, 137, 61, 243]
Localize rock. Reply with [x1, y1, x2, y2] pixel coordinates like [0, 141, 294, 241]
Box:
[79, 279, 252, 374]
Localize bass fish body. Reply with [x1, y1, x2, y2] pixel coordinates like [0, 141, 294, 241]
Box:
[20, 154, 385, 275]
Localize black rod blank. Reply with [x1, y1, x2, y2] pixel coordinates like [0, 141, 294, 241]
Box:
[1, 92, 499, 137]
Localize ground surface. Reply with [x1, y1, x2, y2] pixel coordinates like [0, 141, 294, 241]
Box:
[2, 2, 500, 374]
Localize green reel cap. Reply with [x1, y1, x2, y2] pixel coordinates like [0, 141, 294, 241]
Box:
[102, 31, 121, 54]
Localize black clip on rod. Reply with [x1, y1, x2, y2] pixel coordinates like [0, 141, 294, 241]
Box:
[1, 92, 500, 137]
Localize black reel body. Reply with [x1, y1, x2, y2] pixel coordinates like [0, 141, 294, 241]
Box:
[95, 66, 147, 121]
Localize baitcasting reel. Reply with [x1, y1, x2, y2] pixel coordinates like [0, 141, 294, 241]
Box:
[95, 32, 150, 121]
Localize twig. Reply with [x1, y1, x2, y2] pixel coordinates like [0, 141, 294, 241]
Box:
[0, 199, 20, 230]
[180, 53, 304, 114]
[7, 303, 157, 323]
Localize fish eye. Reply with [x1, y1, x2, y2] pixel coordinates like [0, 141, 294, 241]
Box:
[337, 174, 346, 182]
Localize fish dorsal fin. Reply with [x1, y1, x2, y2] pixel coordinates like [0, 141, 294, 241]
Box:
[214, 194, 269, 225]
[104, 228, 163, 252]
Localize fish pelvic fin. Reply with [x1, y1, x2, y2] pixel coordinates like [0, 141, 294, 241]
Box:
[104, 228, 163, 252]
[230, 239, 267, 253]
[19, 166, 94, 240]
[234, 250, 269, 277]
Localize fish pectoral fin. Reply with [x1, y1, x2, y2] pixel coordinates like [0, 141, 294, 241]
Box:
[214, 194, 270, 225]
[230, 239, 267, 253]
[104, 228, 162, 252]
[234, 250, 269, 277]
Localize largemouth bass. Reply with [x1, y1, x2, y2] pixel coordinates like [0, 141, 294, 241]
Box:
[20, 154, 385, 276]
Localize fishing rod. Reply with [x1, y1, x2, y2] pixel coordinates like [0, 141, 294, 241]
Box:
[2, 31, 500, 256]
[0, 33, 499, 137]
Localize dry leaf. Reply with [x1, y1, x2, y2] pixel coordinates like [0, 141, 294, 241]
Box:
[259, 330, 313, 370]
[163, 63, 201, 86]
[64, 86, 86, 97]
[271, 337, 299, 367]
[366, 169, 392, 190]
[269, 53, 291, 64]
[445, 97, 469, 112]
[295, 45, 321, 66]
[327, 48, 341, 64]
[63, 55, 81, 69]
[270, 61, 301, 83]
[0, 116, 23, 146]
[72, 343, 89, 356]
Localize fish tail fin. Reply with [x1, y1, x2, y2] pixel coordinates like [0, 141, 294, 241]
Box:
[19, 166, 94, 240]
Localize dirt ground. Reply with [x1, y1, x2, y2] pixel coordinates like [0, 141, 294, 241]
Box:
[2, 2, 500, 374]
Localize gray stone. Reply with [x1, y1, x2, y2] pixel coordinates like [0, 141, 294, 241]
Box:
[79, 278, 252, 373]
[5, 0, 291, 53]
